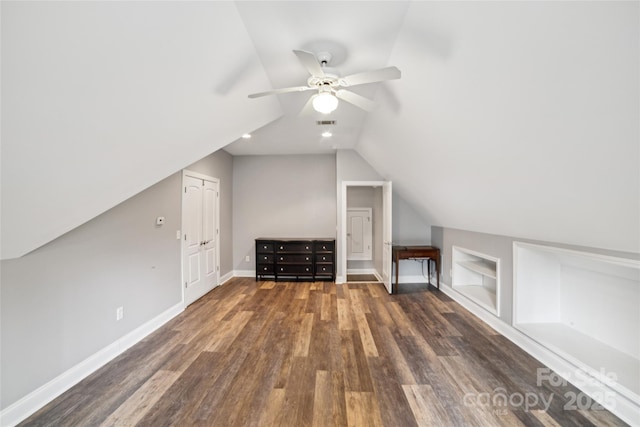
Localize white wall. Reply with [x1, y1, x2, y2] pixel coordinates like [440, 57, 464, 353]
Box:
[358, 1, 639, 254]
[0, 173, 183, 410]
[232, 154, 337, 271]
[336, 150, 433, 282]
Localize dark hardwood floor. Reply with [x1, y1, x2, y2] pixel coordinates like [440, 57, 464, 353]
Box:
[21, 278, 627, 426]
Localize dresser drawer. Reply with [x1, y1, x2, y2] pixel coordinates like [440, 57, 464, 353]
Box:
[315, 264, 334, 275]
[276, 242, 312, 253]
[277, 264, 313, 275]
[257, 264, 274, 274]
[257, 253, 274, 263]
[315, 241, 335, 252]
[256, 242, 274, 253]
[277, 254, 312, 263]
[316, 254, 333, 263]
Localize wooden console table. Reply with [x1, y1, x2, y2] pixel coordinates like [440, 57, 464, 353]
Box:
[392, 245, 440, 293]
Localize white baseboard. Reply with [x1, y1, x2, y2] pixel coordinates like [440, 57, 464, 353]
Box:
[0, 302, 184, 427]
[219, 270, 234, 285]
[397, 274, 429, 284]
[439, 282, 640, 427]
[346, 268, 376, 275]
[234, 269, 255, 278]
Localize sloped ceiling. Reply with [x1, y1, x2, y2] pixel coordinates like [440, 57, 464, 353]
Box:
[2, 1, 638, 258]
[357, 1, 639, 253]
[1, 1, 281, 259]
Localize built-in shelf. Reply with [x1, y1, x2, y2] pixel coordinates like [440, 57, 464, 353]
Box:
[514, 242, 640, 404]
[452, 246, 500, 316]
[457, 260, 497, 278]
[517, 322, 639, 400]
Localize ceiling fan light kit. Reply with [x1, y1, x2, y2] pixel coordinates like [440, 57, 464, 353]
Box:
[312, 92, 339, 114]
[248, 49, 401, 114]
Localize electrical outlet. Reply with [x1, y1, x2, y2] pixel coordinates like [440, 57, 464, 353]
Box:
[116, 306, 124, 321]
[245, 255, 250, 262]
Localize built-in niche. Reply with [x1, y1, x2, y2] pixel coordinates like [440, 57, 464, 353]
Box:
[452, 246, 501, 316]
[513, 242, 640, 403]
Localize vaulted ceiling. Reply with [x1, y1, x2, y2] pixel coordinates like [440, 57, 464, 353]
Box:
[2, 1, 638, 259]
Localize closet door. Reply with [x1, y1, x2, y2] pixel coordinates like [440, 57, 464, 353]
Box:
[201, 179, 218, 290]
[183, 173, 219, 306]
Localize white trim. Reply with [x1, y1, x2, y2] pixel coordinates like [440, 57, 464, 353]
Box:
[439, 282, 640, 426]
[0, 303, 184, 427]
[346, 268, 377, 275]
[219, 270, 234, 286]
[396, 275, 429, 284]
[234, 269, 256, 278]
[339, 181, 388, 290]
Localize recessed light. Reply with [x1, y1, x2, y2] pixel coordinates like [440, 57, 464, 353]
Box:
[242, 133, 251, 139]
[322, 131, 332, 138]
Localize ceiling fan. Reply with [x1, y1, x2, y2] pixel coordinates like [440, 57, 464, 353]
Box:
[248, 50, 401, 114]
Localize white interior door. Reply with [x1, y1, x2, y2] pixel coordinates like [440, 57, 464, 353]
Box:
[183, 172, 219, 306]
[382, 181, 393, 293]
[347, 208, 372, 261]
[202, 180, 219, 291]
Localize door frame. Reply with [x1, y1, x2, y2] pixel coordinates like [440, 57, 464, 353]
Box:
[181, 169, 220, 307]
[338, 181, 391, 290]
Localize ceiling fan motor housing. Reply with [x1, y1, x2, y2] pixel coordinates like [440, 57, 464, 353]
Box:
[316, 51, 332, 66]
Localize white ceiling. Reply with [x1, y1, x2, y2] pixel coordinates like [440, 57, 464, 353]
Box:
[2, 1, 638, 258]
[224, 1, 411, 155]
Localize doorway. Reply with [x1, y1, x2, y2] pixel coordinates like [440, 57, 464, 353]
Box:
[182, 170, 220, 306]
[339, 181, 392, 292]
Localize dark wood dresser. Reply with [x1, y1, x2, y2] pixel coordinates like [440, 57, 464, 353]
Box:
[255, 238, 335, 281]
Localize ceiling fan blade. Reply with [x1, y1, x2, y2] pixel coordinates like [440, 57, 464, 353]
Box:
[248, 85, 314, 98]
[293, 50, 325, 77]
[340, 66, 401, 87]
[298, 95, 316, 117]
[335, 90, 377, 112]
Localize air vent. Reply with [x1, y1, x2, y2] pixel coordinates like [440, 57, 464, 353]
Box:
[316, 120, 336, 126]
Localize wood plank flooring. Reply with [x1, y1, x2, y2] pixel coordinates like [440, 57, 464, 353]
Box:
[346, 274, 379, 283]
[21, 279, 627, 426]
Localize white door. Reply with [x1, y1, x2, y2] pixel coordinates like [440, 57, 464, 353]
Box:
[202, 180, 218, 291]
[382, 181, 393, 293]
[183, 173, 219, 306]
[347, 208, 372, 261]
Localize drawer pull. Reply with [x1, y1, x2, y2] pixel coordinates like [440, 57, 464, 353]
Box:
[280, 257, 283, 261]
[306, 257, 309, 261]
[280, 246, 284, 250]
[306, 268, 310, 271]
[263, 267, 267, 271]
[305, 246, 309, 250]
[322, 256, 326, 260]
[280, 267, 284, 271]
